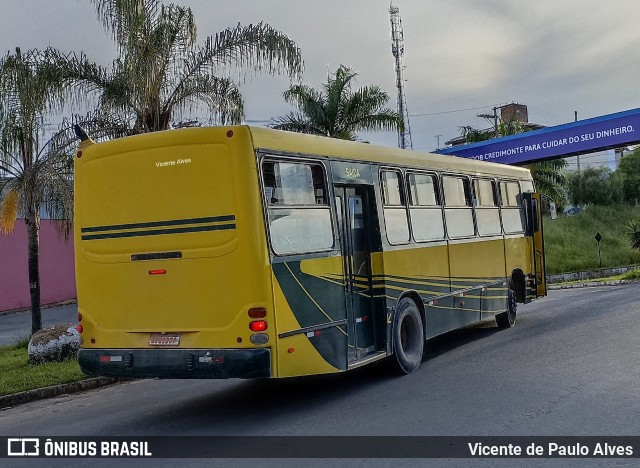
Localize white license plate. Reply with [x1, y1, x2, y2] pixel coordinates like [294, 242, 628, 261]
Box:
[148, 334, 180, 346]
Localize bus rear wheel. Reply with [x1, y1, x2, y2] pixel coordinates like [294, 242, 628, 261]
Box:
[392, 298, 424, 374]
[496, 287, 517, 329]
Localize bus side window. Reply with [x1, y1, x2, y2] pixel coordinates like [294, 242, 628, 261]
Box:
[443, 176, 474, 238]
[521, 180, 535, 193]
[381, 170, 410, 244]
[473, 179, 501, 236]
[262, 159, 333, 254]
[500, 181, 525, 233]
[408, 172, 444, 242]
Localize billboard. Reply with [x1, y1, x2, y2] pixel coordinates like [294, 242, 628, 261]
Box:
[435, 108, 640, 165]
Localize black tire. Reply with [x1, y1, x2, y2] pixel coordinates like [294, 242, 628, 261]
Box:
[391, 298, 424, 374]
[496, 287, 517, 329]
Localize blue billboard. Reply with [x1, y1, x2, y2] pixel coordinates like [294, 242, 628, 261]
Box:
[435, 107, 640, 165]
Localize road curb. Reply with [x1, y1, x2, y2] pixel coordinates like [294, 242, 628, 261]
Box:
[0, 300, 77, 317]
[548, 280, 634, 289]
[0, 377, 128, 409]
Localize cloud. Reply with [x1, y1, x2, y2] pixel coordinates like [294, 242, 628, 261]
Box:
[1, 0, 639, 149]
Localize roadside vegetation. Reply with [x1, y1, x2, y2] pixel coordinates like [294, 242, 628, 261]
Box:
[622, 269, 640, 280]
[0, 339, 84, 397]
[544, 205, 640, 274]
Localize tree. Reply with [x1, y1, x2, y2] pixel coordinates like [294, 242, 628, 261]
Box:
[526, 159, 567, 206]
[458, 119, 567, 205]
[0, 48, 73, 334]
[617, 148, 640, 204]
[270, 65, 404, 140]
[460, 125, 492, 143]
[55, 0, 303, 133]
[567, 166, 623, 206]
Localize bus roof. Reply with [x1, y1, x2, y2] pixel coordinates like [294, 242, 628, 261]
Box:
[79, 125, 532, 180]
[248, 126, 532, 180]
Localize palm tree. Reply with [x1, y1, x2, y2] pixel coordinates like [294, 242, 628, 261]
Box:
[0, 48, 73, 334]
[459, 119, 567, 205]
[526, 159, 567, 205]
[270, 65, 404, 140]
[55, 0, 303, 133]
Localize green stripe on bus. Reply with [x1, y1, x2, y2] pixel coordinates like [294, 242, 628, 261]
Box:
[81, 215, 236, 233]
[81, 223, 236, 240]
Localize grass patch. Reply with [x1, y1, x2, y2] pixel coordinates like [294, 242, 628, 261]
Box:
[0, 339, 86, 396]
[553, 274, 629, 286]
[621, 269, 640, 280]
[544, 205, 640, 274]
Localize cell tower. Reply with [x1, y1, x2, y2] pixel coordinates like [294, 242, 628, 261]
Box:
[389, 2, 413, 149]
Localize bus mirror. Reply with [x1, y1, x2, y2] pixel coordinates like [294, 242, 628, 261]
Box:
[550, 202, 557, 220]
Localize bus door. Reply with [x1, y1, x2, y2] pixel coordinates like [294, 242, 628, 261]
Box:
[335, 186, 376, 362]
[523, 192, 547, 297]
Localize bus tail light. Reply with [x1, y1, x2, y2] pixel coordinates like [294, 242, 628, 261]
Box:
[249, 320, 268, 332]
[248, 307, 267, 319]
[77, 324, 84, 333]
[149, 269, 166, 275]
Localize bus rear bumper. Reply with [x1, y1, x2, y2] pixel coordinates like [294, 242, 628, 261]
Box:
[78, 348, 271, 379]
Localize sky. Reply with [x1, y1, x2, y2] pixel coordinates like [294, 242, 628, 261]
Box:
[2, 0, 640, 152]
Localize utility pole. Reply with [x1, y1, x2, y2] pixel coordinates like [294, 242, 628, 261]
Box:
[478, 107, 499, 137]
[575, 110, 582, 204]
[435, 134, 443, 149]
[389, 2, 413, 149]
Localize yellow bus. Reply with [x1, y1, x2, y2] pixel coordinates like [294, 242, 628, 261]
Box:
[74, 126, 546, 378]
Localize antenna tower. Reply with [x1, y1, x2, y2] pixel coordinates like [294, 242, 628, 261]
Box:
[389, 2, 413, 149]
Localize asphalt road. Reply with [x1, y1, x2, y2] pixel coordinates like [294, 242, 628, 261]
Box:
[1, 285, 639, 467]
[0, 303, 78, 346]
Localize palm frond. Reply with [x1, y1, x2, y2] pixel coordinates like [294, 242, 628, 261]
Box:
[195, 22, 303, 80]
[270, 112, 327, 137]
[627, 219, 640, 251]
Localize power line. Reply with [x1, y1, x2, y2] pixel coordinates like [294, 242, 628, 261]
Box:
[245, 104, 499, 126]
[410, 104, 498, 118]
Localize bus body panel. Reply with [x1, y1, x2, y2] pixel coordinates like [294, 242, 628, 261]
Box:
[75, 127, 276, 377]
[377, 244, 451, 339]
[448, 237, 508, 323]
[270, 265, 343, 377]
[271, 257, 347, 375]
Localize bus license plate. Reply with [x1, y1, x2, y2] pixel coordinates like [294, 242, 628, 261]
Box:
[148, 334, 180, 346]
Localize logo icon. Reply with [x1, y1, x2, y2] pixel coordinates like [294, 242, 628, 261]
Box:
[8, 438, 39, 456]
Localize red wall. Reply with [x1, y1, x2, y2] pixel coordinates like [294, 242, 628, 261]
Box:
[0, 220, 76, 311]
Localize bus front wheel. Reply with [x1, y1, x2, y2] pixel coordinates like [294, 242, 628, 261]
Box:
[496, 287, 517, 329]
[392, 298, 424, 374]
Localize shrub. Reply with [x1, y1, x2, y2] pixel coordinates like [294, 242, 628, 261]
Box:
[628, 218, 640, 251]
[567, 167, 623, 206]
